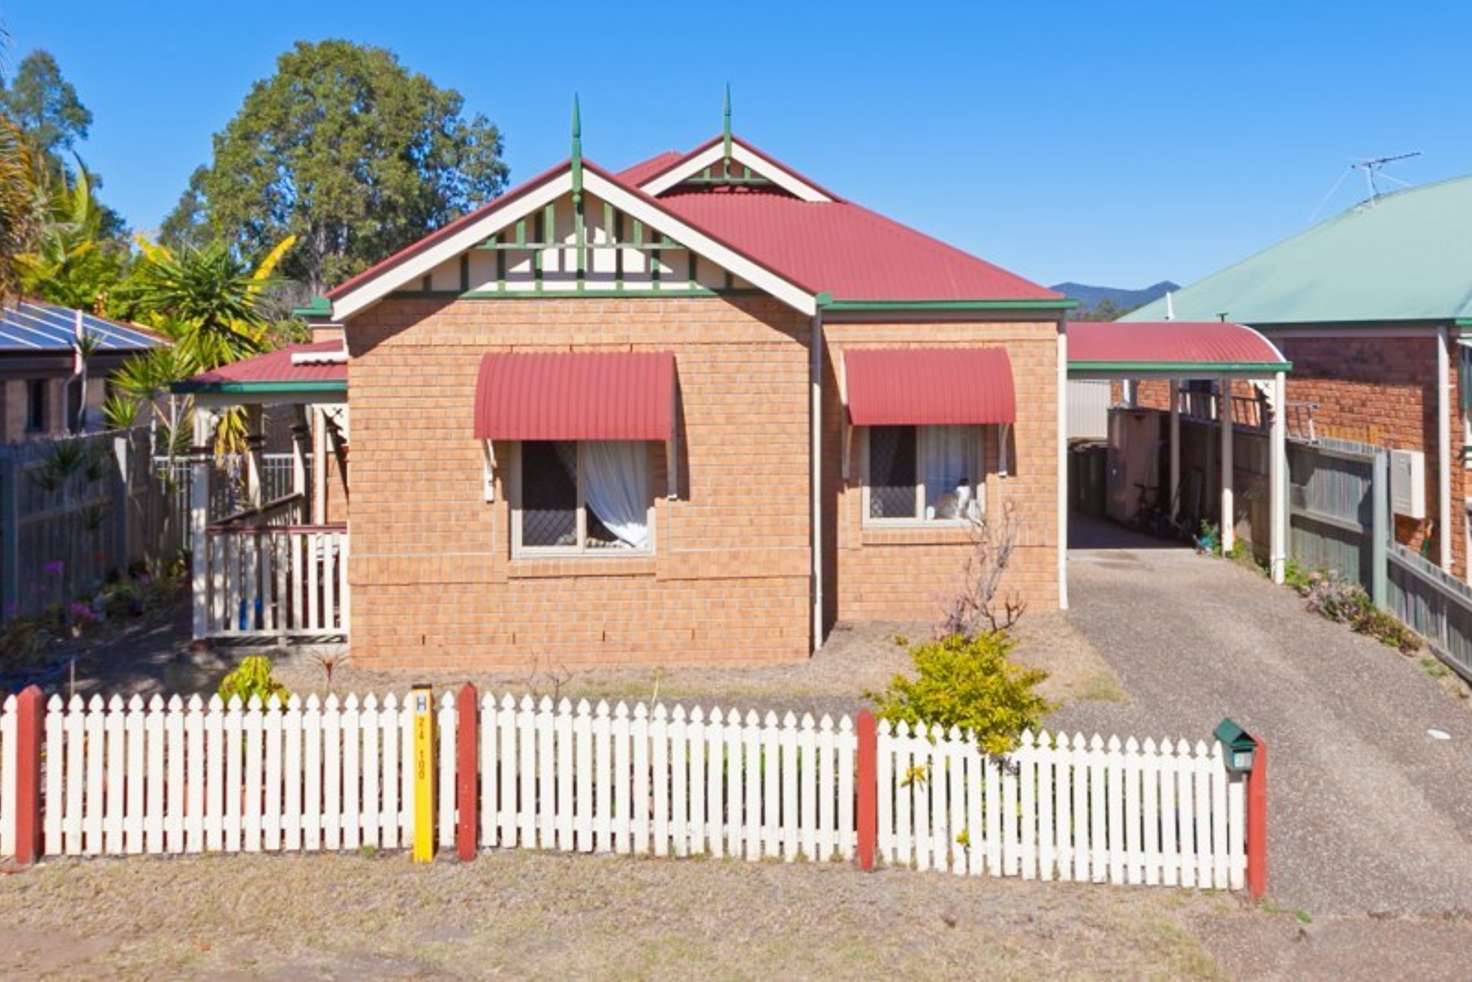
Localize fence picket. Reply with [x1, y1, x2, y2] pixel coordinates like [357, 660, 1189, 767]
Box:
[518, 696, 537, 849]
[705, 708, 723, 858]
[481, 694, 498, 850]
[44, 695, 63, 856]
[557, 697, 575, 852]
[145, 695, 166, 854]
[780, 712, 798, 862]
[1159, 738, 1178, 886]
[1142, 737, 1160, 886]
[669, 705, 687, 858]
[651, 704, 669, 857]
[743, 710, 761, 861]
[204, 695, 224, 852]
[439, 693, 457, 850]
[340, 694, 360, 851]
[800, 713, 817, 862]
[1035, 731, 1054, 881]
[283, 695, 302, 851]
[65, 695, 86, 855]
[594, 700, 612, 853]
[1019, 730, 1036, 879]
[360, 694, 379, 849]
[876, 719, 893, 864]
[613, 701, 630, 855]
[1124, 736, 1141, 884]
[243, 696, 263, 853]
[165, 695, 185, 853]
[501, 694, 518, 848]
[302, 695, 322, 851]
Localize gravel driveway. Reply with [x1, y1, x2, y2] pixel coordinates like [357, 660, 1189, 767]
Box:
[1054, 516, 1472, 916]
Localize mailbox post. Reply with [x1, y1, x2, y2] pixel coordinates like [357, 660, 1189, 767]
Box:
[1215, 718, 1267, 899]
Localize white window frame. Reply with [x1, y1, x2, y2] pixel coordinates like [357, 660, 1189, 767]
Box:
[861, 424, 988, 527]
[509, 440, 656, 558]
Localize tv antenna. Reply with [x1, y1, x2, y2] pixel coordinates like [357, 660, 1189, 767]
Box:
[1351, 151, 1420, 203]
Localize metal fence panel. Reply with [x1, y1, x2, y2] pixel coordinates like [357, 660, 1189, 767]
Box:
[1287, 439, 1375, 591]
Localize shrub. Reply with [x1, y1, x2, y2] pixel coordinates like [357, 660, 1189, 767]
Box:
[866, 632, 1050, 756]
[1302, 571, 1421, 654]
[218, 655, 289, 705]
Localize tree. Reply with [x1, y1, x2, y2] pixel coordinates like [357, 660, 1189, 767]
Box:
[0, 113, 42, 303]
[0, 49, 127, 240]
[165, 40, 509, 294]
[0, 50, 91, 164]
[14, 166, 126, 310]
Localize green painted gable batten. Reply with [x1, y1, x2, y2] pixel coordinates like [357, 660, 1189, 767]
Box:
[1127, 174, 1472, 326]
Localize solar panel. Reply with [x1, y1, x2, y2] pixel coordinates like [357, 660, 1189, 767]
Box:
[0, 301, 162, 353]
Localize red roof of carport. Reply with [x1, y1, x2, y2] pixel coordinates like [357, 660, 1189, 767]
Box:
[175, 341, 347, 389]
[844, 348, 1015, 426]
[474, 351, 675, 440]
[1067, 321, 1287, 368]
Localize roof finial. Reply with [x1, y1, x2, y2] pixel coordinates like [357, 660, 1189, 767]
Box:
[571, 93, 583, 199]
[722, 82, 732, 161]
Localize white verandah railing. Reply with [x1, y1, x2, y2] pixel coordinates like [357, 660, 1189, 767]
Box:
[200, 520, 348, 639]
[2, 690, 1247, 893]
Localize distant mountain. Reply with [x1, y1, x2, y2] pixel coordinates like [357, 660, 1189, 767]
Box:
[1050, 280, 1179, 320]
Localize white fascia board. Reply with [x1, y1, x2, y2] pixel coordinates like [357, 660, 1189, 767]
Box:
[330, 173, 574, 321]
[640, 142, 832, 202]
[583, 170, 816, 316]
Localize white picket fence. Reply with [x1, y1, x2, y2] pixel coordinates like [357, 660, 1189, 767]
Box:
[876, 723, 1244, 890]
[476, 695, 857, 861]
[36, 692, 445, 857]
[0, 691, 1247, 893]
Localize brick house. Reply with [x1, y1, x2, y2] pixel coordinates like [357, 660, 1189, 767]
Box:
[1126, 175, 1472, 580]
[175, 112, 1081, 669]
[0, 300, 160, 441]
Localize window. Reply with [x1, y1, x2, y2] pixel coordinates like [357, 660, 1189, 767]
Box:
[865, 425, 982, 523]
[515, 440, 653, 553]
[25, 379, 47, 433]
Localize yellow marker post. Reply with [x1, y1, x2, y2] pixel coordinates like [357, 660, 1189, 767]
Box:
[412, 685, 435, 862]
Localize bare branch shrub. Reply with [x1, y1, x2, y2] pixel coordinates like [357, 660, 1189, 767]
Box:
[939, 499, 1027, 638]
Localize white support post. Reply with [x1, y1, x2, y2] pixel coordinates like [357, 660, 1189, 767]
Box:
[291, 405, 310, 522]
[1220, 382, 1234, 553]
[1269, 372, 1287, 584]
[1057, 324, 1069, 609]
[244, 405, 264, 508]
[311, 406, 327, 525]
[190, 409, 215, 639]
[810, 309, 824, 651]
[1168, 378, 1180, 518]
[1438, 326, 1453, 572]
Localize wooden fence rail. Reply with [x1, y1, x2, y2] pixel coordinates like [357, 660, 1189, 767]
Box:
[1, 689, 1251, 894]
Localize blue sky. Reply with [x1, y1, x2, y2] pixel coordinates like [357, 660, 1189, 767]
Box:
[5, 1, 1466, 288]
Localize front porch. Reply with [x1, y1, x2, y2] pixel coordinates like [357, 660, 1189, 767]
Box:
[174, 342, 350, 643]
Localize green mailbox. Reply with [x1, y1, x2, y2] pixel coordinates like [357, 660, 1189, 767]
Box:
[1214, 718, 1258, 774]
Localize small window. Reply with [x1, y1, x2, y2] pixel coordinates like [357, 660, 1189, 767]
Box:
[865, 425, 982, 523]
[516, 440, 653, 553]
[26, 379, 47, 433]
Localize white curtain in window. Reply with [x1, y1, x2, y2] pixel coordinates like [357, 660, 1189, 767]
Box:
[921, 425, 976, 519]
[583, 440, 651, 549]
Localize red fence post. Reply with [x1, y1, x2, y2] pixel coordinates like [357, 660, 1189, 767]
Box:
[856, 709, 877, 871]
[13, 685, 45, 866]
[455, 683, 479, 862]
[1246, 738, 1268, 900]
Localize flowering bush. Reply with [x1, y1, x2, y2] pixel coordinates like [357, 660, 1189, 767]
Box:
[1302, 570, 1420, 654]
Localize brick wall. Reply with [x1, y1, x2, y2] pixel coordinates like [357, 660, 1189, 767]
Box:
[822, 319, 1061, 625]
[344, 295, 813, 669]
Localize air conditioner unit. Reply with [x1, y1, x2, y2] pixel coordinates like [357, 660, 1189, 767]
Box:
[1390, 448, 1426, 520]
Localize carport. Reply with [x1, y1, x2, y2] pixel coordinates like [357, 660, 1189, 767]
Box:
[1064, 320, 1292, 590]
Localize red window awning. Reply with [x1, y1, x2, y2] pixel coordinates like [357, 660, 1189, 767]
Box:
[473, 351, 675, 441]
[843, 347, 1016, 426]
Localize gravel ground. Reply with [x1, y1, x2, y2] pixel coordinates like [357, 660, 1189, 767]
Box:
[1057, 515, 1472, 917]
[7, 850, 1472, 980]
[74, 606, 1122, 722]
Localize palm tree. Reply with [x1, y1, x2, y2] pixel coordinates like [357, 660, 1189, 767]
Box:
[0, 113, 41, 304]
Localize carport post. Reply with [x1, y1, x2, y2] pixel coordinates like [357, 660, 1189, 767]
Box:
[1269, 372, 1287, 584]
[1168, 378, 1180, 518]
[1220, 383, 1234, 552]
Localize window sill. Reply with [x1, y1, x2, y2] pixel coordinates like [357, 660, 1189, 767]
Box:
[859, 524, 978, 547]
[508, 554, 657, 579]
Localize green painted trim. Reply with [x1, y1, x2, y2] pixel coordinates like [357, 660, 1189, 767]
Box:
[172, 380, 348, 395]
[820, 298, 1079, 312]
[1068, 360, 1293, 374]
[291, 296, 332, 319]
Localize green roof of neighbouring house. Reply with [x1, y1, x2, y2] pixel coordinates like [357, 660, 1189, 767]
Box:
[1127, 174, 1472, 326]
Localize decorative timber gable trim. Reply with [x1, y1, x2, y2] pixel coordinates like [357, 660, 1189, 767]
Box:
[638, 135, 837, 202]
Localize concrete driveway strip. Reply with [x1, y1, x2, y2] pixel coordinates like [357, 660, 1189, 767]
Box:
[1050, 522, 1472, 916]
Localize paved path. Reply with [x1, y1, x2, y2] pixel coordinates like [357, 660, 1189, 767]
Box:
[1052, 516, 1472, 916]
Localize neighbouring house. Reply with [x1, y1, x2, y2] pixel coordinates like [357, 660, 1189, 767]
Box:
[1126, 175, 1472, 580]
[174, 108, 1292, 669]
[0, 299, 162, 441]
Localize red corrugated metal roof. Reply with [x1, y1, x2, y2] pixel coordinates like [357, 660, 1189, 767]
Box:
[844, 348, 1015, 426]
[660, 189, 1059, 303]
[474, 351, 674, 440]
[617, 150, 684, 186]
[1067, 321, 1287, 366]
[634, 135, 848, 202]
[183, 342, 347, 385]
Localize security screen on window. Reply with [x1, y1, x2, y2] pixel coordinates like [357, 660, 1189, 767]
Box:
[867, 425, 980, 522]
[519, 440, 651, 551]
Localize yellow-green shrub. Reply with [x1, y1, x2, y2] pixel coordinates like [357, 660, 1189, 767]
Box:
[866, 632, 1050, 755]
[217, 654, 289, 705]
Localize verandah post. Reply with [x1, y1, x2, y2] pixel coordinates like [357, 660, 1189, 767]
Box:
[13, 684, 45, 865]
[1246, 738, 1268, 900]
[855, 709, 877, 871]
[456, 683, 479, 861]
